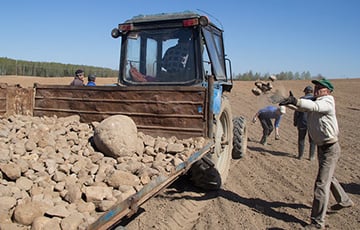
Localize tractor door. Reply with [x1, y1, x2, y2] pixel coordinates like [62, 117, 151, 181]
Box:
[201, 25, 232, 92]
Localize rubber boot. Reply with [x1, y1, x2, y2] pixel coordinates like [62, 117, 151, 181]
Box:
[260, 135, 267, 145]
[309, 142, 316, 161]
[298, 144, 304, 159]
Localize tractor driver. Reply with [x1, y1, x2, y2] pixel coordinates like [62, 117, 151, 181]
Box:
[162, 34, 192, 74]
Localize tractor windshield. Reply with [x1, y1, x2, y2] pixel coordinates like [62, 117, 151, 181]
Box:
[122, 28, 197, 84]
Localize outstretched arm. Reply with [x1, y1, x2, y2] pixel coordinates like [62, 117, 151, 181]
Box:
[252, 112, 259, 123]
[279, 91, 298, 106]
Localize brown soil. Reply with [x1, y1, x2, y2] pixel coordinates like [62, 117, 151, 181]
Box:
[2, 76, 359, 229]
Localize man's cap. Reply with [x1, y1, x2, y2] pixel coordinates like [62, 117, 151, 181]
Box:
[88, 74, 96, 81]
[312, 79, 334, 92]
[279, 106, 286, 114]
[75, 69, 84, 76]
[303, 85, 313, 93]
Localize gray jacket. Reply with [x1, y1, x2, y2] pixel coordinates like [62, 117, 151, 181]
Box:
[296, 95, 338, 146]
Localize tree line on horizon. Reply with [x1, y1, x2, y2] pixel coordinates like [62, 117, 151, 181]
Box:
[234, 70, 319, 81]
[0, 57, 118, 78]
[0, 57, 321, 80]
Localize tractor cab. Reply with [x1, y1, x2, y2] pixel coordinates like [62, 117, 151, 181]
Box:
[112, 11, 233, 91]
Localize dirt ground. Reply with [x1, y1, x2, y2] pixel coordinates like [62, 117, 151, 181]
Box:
[1, 76, 359, 229]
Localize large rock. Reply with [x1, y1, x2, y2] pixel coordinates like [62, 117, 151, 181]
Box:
[13, 201, 45, 225]
[93, 115, 142, 158]
[106, 170, 140, 188]
[83, 186, 114, 202]
[60, 212, 85, 230]
[0, 162, 21, 181]
[0, 196, 17, 222]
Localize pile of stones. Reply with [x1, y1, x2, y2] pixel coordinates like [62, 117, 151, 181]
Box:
[0, 115, 206, 230]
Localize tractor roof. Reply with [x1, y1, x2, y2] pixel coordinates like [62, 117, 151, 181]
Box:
[125, 11, 201, 23]
[122, 11, 221, 31]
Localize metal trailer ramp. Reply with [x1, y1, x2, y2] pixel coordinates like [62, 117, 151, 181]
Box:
[88, 141, 214, 230]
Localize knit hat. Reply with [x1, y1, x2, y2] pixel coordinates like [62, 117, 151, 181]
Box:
[88, 74, 96, 82]
[312, 79, 334, 92]
[303, 85, 313, 93]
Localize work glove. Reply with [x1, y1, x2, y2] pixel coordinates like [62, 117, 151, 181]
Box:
[279, 91, 298, 106]
[252, 117, 257, 123]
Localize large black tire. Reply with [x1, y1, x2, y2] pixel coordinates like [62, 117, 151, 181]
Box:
[232, 116, 248, 159]
[190, 96, 233, 190]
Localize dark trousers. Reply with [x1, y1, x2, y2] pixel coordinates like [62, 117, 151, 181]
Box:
[310, 142, 351, 227]
[298, 128, 316, 159]
[259, 116, 273, 137]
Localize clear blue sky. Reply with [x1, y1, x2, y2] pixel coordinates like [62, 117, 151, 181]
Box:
[1, 0, 359, 78]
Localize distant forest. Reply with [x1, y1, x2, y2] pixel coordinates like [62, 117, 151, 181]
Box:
[234, 70, 317, 81]
[0, 57, 320, 81]
[0, 57, 118, 78]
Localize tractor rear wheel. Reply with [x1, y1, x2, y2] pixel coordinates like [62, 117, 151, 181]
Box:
[190, 96, 233, 190]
